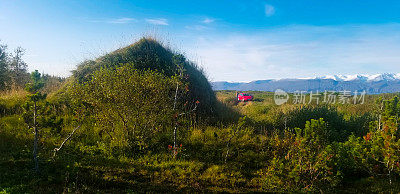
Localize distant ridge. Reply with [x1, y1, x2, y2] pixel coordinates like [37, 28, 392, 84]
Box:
[212, 73, 400, 94]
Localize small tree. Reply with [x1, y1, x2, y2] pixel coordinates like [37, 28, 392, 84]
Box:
[9, 47, 28, 88]
[25, 70, 46, 172]
[0, 44, 9, 90]
[170, 54, 199, 158]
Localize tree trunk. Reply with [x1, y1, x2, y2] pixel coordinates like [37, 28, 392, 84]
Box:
[172, 81, 179, 158]
[173, 125, 177, 158]
[33, 101, 39, 172]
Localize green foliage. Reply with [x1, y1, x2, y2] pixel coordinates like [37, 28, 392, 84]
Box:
[284, 106, 369, 142]
[0, 43, 29, 90]
[9, 47, 29, 88]
[341, 96, 400, 180]
[70, 64, 177, 152]
[254, 119, 341, 192]
[0, 44, 8, 90]
[1, 93, 400, 192]
[70, 38, 217, 118]
[0, 94, 26, 117]
[25, 70, 46, 102]
[21, 101, 64, 135]
[201, 165, 246, 189]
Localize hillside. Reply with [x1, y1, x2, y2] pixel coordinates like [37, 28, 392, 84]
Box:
[70, 38, 217, 116]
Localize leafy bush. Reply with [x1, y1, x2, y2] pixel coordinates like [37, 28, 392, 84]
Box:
[69, 64, 178, 152]
[341, 96, 400, 181]
[254, 119, 341, 192]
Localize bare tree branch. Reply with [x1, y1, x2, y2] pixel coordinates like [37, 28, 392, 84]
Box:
[53, 125, 81, 157]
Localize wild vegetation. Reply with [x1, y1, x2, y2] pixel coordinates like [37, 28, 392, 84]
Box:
[1, 38, 400, 193]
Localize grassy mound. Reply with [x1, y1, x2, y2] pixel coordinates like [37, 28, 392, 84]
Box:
[71, 38, 217, 117]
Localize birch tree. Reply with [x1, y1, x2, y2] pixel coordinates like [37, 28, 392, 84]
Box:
[25, 70, 46, 172]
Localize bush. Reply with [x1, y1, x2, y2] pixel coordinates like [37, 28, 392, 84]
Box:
[69, 64, 178, 152]
[253, 119, 341, 192]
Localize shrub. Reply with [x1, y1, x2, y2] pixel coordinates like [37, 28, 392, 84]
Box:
[254, 119, 341, 192]
[69, 64, 178, 152]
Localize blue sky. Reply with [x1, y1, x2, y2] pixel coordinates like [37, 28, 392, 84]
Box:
[1, 0, 400, 82]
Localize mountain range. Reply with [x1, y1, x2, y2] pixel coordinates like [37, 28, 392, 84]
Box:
[212, 73, 400, 94]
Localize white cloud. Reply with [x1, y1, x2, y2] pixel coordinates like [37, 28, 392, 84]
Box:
[186, 25, 208, 31]
[202, 18, 215, 24]
[145, 18, 169, 26]
[265, 4, 275, 17]
[184, 24, 400, 82]
[107, 17, 135, 24]
[86, 17, 136, 24]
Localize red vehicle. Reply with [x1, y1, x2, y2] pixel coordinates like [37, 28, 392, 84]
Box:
[237, 93, 253, 102]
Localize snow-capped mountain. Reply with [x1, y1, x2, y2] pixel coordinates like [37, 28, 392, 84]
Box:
[315, 73, 400, 82]
[212, 73, 400, 94]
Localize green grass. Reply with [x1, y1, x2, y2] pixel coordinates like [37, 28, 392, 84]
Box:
[1, 90, 400, 192]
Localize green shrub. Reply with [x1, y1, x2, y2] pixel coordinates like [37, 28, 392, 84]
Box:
[344, 96, 400, 179]
[254, 119, 341, 192]
[69, 64, 177, 152]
